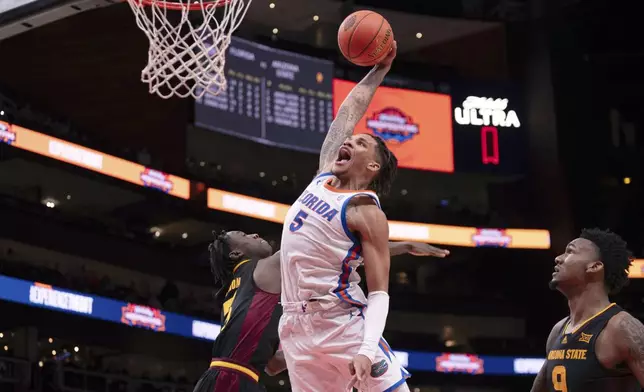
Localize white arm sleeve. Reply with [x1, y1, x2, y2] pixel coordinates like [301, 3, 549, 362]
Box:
[357, 291, 390, 362]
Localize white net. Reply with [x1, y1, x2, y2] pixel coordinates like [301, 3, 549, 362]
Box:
[126, 0, 252, 99]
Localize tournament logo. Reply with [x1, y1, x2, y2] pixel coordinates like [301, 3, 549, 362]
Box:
[0, 122, 16, 145]
[140, 168, 174, 194]
[472, 228, 512, 248]
[436, 353, 484, 375]
[370, 359, 389, 378]
[366, 107, 419, 143]
[120, 304, 166, 332]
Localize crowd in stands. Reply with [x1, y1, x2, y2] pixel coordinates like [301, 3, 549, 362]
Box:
[0, 90, 161, 174]
[0, 340, 195, 392]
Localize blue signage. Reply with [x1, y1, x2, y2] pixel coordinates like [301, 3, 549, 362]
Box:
[0, 275, 544, 375]
[0, 275, 221, 341]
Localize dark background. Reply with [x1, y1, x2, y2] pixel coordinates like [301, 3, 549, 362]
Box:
[1, 0, 644, 390]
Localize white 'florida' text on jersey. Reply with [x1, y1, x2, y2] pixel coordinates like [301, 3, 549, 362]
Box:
[280, 172, 381, 309]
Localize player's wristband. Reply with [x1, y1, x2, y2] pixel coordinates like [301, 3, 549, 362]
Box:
[357, 291, 390, 362]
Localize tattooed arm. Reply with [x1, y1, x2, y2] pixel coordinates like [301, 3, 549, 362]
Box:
[613, 312, 644, 385]
[531, 318, 567, 392]
[317, 41, 397, 173]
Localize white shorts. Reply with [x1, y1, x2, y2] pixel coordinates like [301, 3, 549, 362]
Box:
[279, 300, 410, 392]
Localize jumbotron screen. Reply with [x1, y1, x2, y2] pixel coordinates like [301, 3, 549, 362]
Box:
[333, 79, 454, 172]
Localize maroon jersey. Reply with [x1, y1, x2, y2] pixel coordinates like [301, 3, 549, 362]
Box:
[211, 259, 281, 371]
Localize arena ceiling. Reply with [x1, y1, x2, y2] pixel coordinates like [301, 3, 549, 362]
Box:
[0, 0, 504, 64]
[239, 0, 500, 53]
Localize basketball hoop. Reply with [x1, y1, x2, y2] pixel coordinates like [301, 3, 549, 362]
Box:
[126, 0, 252, 99]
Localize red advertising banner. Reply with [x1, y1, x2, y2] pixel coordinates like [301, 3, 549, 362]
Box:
[333, 79, 454, 172]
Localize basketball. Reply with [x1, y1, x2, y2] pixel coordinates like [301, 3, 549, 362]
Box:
[338, 11, 394, 67]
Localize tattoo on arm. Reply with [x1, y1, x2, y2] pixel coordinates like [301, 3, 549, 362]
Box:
[319, 105, 353, 169]
[619, 314, 644, 384]
[318, 64, 390, 171]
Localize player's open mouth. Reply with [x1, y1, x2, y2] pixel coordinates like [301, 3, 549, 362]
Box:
[336, 146, 353, 165]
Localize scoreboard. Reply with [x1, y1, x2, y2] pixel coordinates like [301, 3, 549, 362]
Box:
[194, 36, 334, 153]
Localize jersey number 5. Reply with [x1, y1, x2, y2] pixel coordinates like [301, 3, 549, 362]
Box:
[552, 365, 568, 392]
[289, 210, 309, 232]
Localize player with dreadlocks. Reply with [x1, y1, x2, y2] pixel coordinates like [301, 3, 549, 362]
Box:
[193, 230, 282, 392]
[531, 228, 644, 392]
[194, 229, 448, 392]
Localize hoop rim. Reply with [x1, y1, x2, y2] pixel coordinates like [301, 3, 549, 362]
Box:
[134, 0, 231, 11]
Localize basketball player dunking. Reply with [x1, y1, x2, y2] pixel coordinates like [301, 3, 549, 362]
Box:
[531, 228, 644, 392]
[194, 229, 447, 392]
[278, 41, 413, 391]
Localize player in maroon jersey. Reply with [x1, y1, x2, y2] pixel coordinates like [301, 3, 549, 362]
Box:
[193, 230, 281, 392]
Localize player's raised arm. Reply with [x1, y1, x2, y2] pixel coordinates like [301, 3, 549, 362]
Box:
[531, 318, 567, 392]
[318, 41, 397, 173]
[613, 312, 644, 385]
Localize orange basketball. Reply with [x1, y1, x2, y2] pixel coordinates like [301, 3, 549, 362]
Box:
[338, 11, 394, 67]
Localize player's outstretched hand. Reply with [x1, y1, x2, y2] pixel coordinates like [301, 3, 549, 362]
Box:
[407, 242, 450, 258]
[349, 354, 372, 385]
[379, 40, 397, 68]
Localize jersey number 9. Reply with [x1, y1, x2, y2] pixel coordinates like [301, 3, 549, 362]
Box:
[552, 365, 567, 392]
[289, 210, 309, 232]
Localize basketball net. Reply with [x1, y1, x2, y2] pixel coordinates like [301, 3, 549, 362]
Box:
[126, 0, 252, 99]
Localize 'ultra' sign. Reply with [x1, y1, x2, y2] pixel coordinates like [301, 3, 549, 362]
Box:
[454, 96, 521, 128]
[454, 96, 521, 166]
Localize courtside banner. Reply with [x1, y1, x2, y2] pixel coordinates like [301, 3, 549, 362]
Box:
[207, 188, 551, 249]
[0, 121, 190, 199]
[0, 274, 219, 341]
[333, 79, 454, 173]
[0, 274, 543, 375]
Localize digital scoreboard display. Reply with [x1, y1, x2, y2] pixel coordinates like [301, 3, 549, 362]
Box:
[194, 36, 334, 153]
